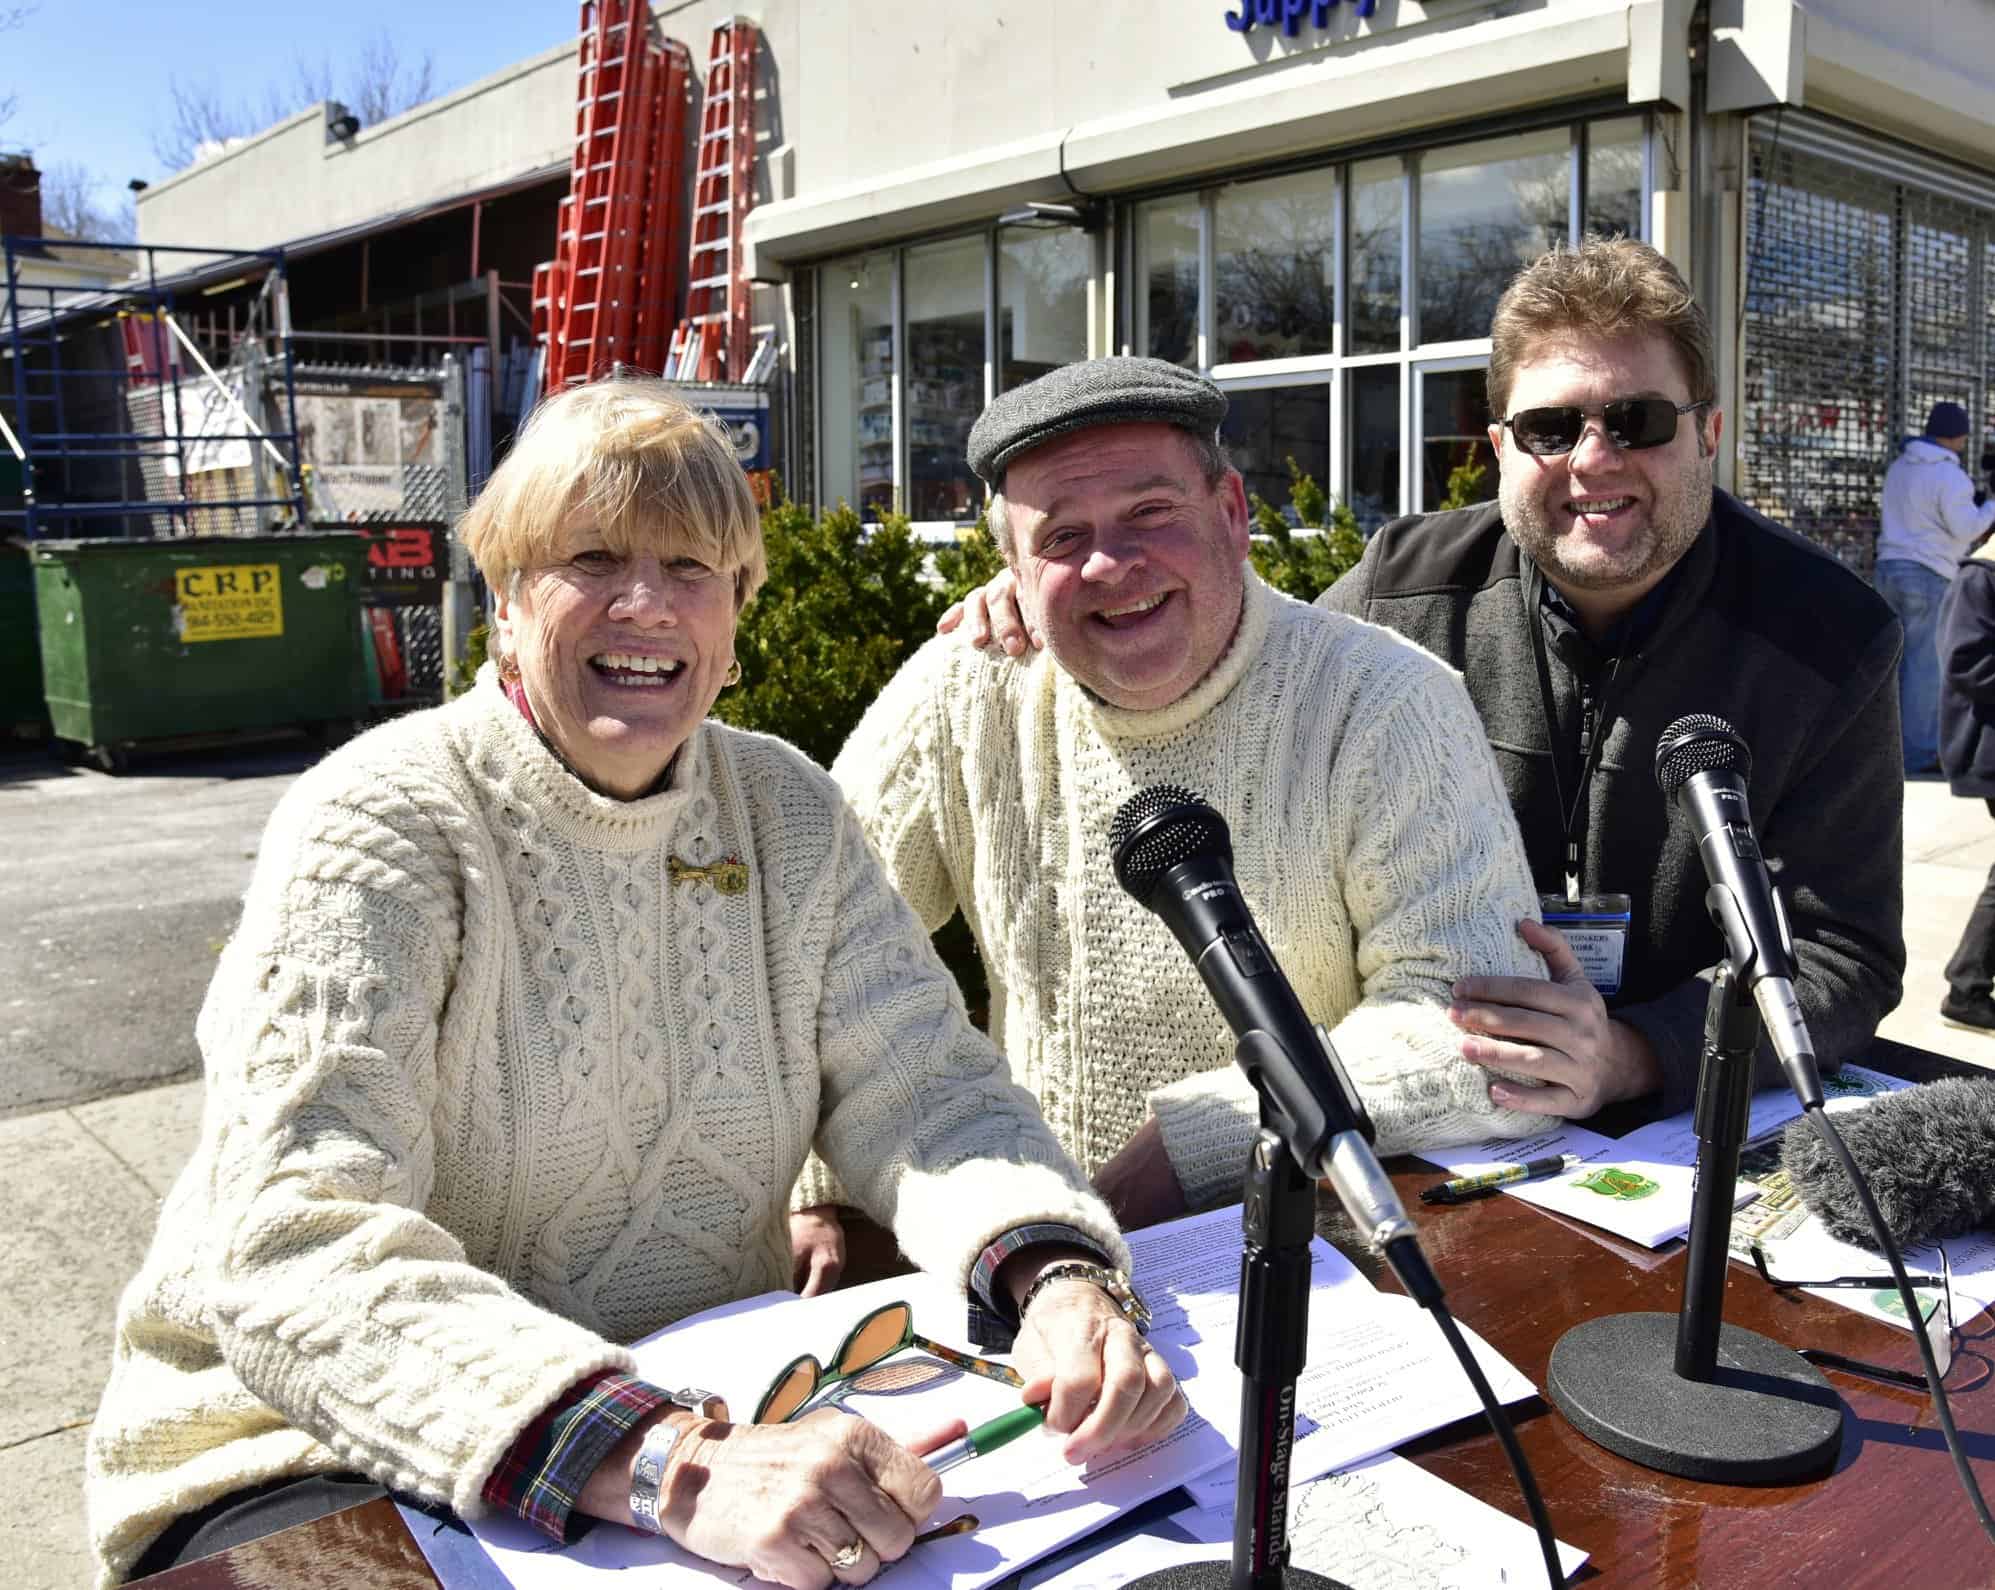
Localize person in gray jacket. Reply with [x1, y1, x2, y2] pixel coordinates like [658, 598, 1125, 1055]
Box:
[1316, 238, 1905, 1117]
[1877, 401, 1995, 773]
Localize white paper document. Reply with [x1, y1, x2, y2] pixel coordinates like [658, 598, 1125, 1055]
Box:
[1425, 1062, 1916, 1250]
[1171, 1453, 1587, 1589]
[470, 1269, 1229, 1590]
[1124, 1210, 1536, 1499]
[465, 1207, 1541, 1590]
[1422, 1119, 1724, 1248]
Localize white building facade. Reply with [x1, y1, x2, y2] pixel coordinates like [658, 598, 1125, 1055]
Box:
[141, 0, 1995, 565]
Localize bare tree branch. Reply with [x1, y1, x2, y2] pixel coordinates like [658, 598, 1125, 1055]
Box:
[150, 30, 440, 174]
[37, 158, 126, 240]
[151, 75, 252, 170]
[1, 6, 35, 137]
[350, 31, 435, 125]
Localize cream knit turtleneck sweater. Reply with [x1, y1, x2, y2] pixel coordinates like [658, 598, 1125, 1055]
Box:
[86, 673, 1124, 1586]
[825, 575, 1551, 1212]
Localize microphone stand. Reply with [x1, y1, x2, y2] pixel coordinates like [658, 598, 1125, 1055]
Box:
[1544, 960, 1843, 1482]
[1127, 1090, 1342, 1590]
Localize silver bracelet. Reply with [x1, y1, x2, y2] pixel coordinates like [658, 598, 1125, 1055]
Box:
[628, 1419, 688, 1536]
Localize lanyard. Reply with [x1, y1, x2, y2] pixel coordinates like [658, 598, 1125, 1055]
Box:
[1524, 561, 1627, 904]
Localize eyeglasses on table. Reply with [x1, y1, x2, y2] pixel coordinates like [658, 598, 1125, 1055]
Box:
[753, 1299, 1022, 1425]
[1747, 1240, 1959, 1392]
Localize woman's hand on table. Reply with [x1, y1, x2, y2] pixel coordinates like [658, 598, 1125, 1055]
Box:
[1010, 1273, 1184, 1464]
[590, 1406, 967, 1588]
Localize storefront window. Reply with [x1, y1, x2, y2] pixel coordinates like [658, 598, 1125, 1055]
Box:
[999, 226, 1090, 392]
[1349, 364, 1400, 530]
[1221, 384, 1330, 516]
[903, 236, 985, 523]
[818, 252, 895, 517]
[1213, 169, 1336, 365]
[1418, 130, 1570, 345]
[1348, 158, 1403, 356]
[1586, 117, 1645, 240]
[1419, 365, 1498, 512]
[1136, 196, 1202, 367]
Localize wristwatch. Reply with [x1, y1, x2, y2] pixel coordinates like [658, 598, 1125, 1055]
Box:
[666, 1385, 728, 1421]
[628, 1388, 725, 1536]
[1019, 1261, 1152, 1332]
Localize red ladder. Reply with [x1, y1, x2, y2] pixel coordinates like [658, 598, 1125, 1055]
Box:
[553, 0, 654, 386]
[673, 19, 758, 382]
[631, 39, 695, 376]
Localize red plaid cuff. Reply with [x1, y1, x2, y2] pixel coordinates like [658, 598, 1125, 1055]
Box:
[482, 1370, 675, 1541]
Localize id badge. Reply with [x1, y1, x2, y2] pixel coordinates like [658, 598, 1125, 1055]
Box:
[1539, 892, 1632, 996]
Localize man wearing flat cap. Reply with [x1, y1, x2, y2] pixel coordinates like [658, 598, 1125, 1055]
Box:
[797, 356, 1548, 1250]
[1879, 399, 1995, 774]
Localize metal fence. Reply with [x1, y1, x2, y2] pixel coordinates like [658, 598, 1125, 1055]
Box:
[292, 358, 469, 706]
[1740, 113, 1995, 578]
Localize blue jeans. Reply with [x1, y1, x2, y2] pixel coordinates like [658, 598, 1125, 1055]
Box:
[1875, 558, 1949, 773]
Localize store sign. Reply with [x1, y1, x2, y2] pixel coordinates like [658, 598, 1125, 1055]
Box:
[174, 563, 283, 642]
[359, 522, 446, 607]
[1225, 0, 1375, 34]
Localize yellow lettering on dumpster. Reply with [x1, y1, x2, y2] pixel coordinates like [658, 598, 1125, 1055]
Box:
[174, 564, 283, 642]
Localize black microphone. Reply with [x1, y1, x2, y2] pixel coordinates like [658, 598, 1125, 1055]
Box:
[1781, 1077, 1995, 1249]
[1109, 784, 1432, 1295]
[1655, 715, 1824, 1109]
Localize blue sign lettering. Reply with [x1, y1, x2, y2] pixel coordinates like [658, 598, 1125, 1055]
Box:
[1224, 0, 1374, 35]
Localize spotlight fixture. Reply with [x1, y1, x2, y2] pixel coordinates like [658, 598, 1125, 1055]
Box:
[325, 102, 361, 144]
[997, 199, 1105, 232]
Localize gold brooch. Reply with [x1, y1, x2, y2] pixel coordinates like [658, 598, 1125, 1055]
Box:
[669, 855, 750, 895]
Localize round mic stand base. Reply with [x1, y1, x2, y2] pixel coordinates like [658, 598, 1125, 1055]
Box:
[1547, 1312, 1841, 1484]
[1125, 1564, 1346, 1590]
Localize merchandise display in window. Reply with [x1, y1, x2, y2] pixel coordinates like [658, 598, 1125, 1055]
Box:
[856, 332, 895, 517]
[905, 317, 982, 522]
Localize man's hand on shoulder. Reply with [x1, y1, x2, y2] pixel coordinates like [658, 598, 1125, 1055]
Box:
[936, 568, 1042, 656]
[1091, 1116, 1189, 1231]
[1450, 919, 1662, 1119]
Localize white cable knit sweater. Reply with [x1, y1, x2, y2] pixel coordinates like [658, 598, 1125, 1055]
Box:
[826, 575, 1552, 1213]
[85, 673, 1125, 1586]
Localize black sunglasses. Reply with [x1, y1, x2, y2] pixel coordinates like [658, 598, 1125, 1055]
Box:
[1747, 1241, 1958, 1392]
[1500, 397, 1711, 457]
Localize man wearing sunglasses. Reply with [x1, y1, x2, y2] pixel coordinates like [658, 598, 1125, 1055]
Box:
[1316, 237, 1905, 1124]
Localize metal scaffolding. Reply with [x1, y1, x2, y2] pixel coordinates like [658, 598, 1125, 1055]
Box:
[2, 238, 308, 539]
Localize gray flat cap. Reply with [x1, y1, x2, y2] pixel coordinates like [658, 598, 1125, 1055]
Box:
[967, 357, 1227, 485]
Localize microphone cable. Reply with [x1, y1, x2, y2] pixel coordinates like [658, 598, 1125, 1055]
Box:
[1421, 1294, 1564, 1588]
[1110, 783, 1566, 1582]
[1804, 1104, 1995, 1545]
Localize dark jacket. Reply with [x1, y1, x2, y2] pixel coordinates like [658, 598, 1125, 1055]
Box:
[1318, 489, 1906, 1115]
[1940, 544, 1995, 798]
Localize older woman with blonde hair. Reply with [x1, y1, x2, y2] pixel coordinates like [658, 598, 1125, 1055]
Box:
[86, 379, 1180, 1588]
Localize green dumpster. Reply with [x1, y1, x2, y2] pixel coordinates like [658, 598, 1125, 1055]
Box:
[32, 532, 369, 767]
[1, 538, 49, 736]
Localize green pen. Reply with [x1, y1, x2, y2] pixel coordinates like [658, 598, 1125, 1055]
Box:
[925, 1402, 1047, 1474]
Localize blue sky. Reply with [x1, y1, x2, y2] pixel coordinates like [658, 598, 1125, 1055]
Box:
[4, 2, 567, 213]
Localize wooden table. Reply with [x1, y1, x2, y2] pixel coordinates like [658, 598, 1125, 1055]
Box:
[134, 1039, 1995, 1586]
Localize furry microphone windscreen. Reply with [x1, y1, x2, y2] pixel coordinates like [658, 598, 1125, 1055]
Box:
[1780, 1077, 1995, 1250]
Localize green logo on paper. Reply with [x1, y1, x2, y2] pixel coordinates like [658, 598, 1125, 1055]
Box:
[1824, 1070, 1885, 1097]
[1872, 1288, 1939, 1325]
[1574, 1167, 1660, 1202]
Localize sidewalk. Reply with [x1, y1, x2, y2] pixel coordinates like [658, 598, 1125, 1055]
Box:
[6, 778, 1993, 1585]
